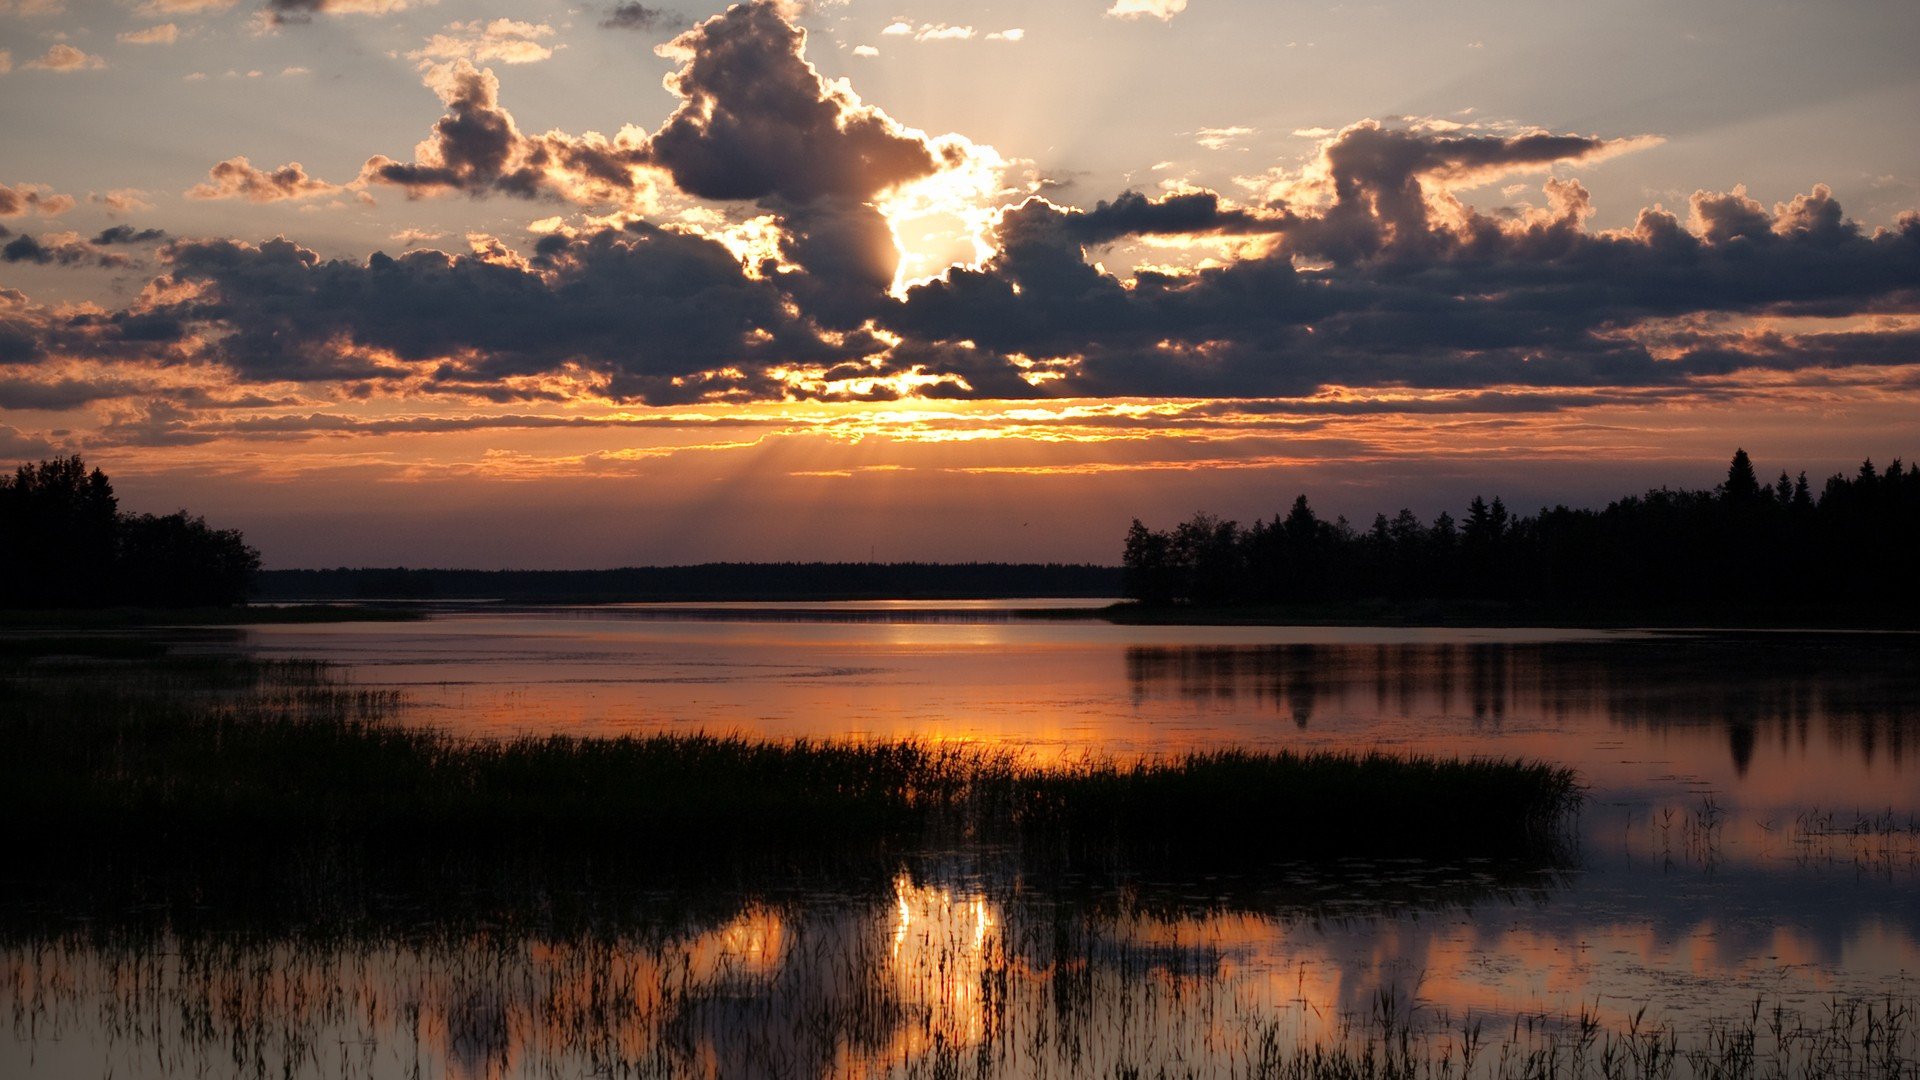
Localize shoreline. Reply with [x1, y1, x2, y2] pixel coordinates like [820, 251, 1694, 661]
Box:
[3, 597, 1918, 632]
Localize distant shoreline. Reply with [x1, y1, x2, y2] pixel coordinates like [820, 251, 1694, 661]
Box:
[6, 596, 1914, 632]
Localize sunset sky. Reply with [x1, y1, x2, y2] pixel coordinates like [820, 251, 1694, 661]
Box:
[2, 0, 1916, 567]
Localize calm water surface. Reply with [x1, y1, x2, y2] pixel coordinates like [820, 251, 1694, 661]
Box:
[7, 604, 1916, 1078]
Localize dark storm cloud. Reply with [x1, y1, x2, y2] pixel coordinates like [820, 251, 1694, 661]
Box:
[360, 0, 942, 210]
[601, 3, 677, 31]
[357, 62, 553, 199]
[139, 224, 874, 403]
[1266, 121, 1644, 263]
[355, 1, 950, 322]
[874, 113, 1920, 400]
[641, 2, 939, 203]
[1, 231, 133, 268]
[11, 4, 1920, 410]
[263, 0, 415, 26]
[93, 225, 168, 245]
[1062, 190, 1278, 246]
[641, 1, 968, 321]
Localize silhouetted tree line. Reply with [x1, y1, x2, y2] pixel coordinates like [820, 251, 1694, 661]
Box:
[255, 562, 1124, 603]
[0, 456, 260, 608]
[1122, 450, 1920, 616]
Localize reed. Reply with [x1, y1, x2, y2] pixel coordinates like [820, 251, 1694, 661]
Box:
[0, 641, 1578, 927]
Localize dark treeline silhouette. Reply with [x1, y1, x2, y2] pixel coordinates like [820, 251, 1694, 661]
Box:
[0, 456, 259, 608]
[1122, 450, 1920, 619]
[256, 562, 1124, 603]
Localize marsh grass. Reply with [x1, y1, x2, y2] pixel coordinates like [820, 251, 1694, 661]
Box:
[1, 640, 1576, 930]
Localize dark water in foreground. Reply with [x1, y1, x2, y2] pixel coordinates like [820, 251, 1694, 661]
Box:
[6, 605, 1916, 1078]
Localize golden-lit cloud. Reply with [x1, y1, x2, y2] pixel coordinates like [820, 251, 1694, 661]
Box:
[186, 157, 341, 202]
[23, 44, 106, 71]
[0, 182, 75, 217]
[1106, 0, 1187, 22]
[407, 18, 558, 65]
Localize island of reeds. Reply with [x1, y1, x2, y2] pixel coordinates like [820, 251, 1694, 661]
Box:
[0, 636, 1578, 929]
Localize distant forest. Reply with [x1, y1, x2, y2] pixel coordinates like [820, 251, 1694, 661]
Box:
[0, 457, 260, 608]
[255, 563, 1124, 603]
[1121, 450, 1920, 617]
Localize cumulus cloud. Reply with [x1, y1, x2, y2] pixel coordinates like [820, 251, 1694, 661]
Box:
[118, 22, 180, 44]
[409, 19, 557, 65]
[187, 157, 341, 202]
[883, 154, 1920, 400]
[1106, 0, 1187, 22]
[0, 182, 75, 218]
[359, 1, 986, 320]
[4, 2, 1918, 415]
[134, 226, 876, 402]
[0, 50, 10, 75]
[24, 44, 106, 71]
[644, 4, 944, 204]
[356, 60, 653, 204]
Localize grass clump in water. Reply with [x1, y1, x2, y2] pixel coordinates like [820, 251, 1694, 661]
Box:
[0, 642, 1578, 925]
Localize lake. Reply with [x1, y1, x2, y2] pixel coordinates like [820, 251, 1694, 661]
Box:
[5, 604, 1916, 1078]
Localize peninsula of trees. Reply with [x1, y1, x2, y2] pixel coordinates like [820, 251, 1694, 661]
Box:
[0, 456, 259, 609]
[1120, 451, 1920, 621]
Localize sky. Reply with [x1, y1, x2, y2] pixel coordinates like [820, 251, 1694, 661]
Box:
[1, 0, 1917, 568]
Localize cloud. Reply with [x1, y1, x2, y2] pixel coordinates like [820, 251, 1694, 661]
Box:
[135, 0, 235, 14]
[118, 22, 180, 44]
[357, 60, 650, 203]
[265, 0, 418, 24]
[884, 159, 1920, 400]
[0, 182, 75, 217]
[877, 22, 1021, 43]
[1106, 0, 1187, 22]
[1196, 126, 1252, 150]
[1238, 119, 1657, 263]
[640, 0, 998, 318]
[0, 50, 10, 75]
[24, 44, 106, 71]
[644, 3, 943, 204]
[186, 157, 341, 202]
[409, 18, 557, 65]
[1, 230, 134, 267]
[4, 3, 1917, 418]
[359, 0, 985, 321]
[883, 22, 970, 41]
[601, 3, 674, 31]
[133, 225, 875, 403]
[0, 0, 64, 16]
[90, 188, 153, 214]
[93, 225, 168, 245]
